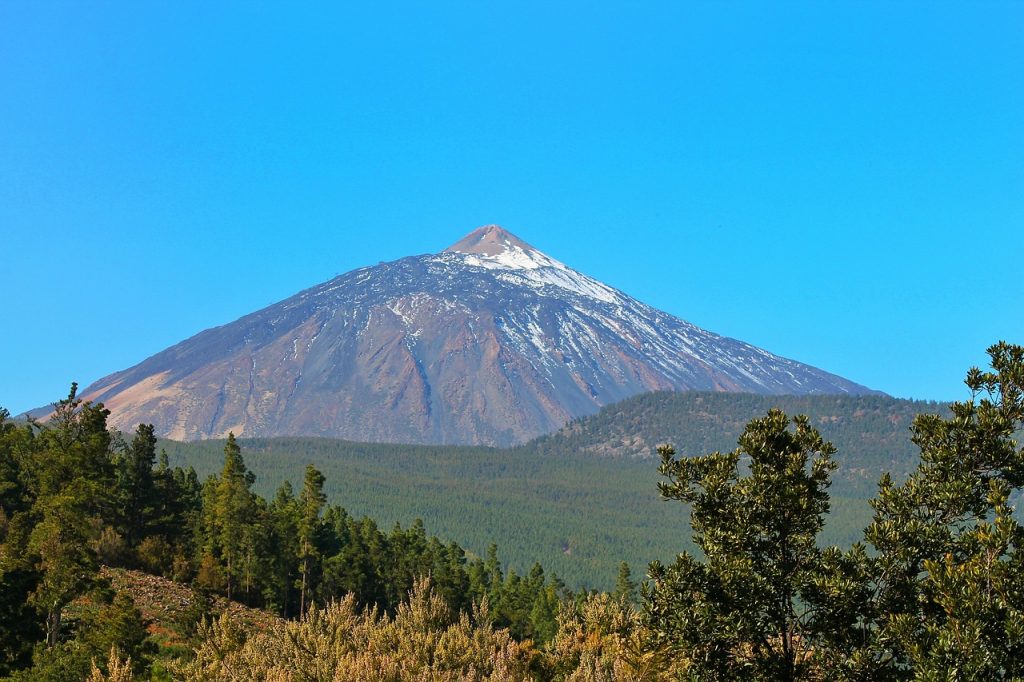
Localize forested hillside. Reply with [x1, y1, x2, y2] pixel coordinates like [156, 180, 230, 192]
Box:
[159, 392, 945, 588]
[0, 390, 581, 679]
[159, 438, 692, 590]
[3, 343, 1023, 681]
[530, 391, 949, 495]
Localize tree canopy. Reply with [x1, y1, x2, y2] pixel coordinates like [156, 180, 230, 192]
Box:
[644, 342, 1024, 680]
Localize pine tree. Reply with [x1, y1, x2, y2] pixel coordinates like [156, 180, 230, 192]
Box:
[116, 424, 157, 549]
[0, 408, 44, 673]
[269, 481, 299, 616]
[82, 592, 155, 677]
[612, 561, 636, 603]
[213, 433, 255, 601]
[27, 384, 116, 647]
[297, 464, 325, 618]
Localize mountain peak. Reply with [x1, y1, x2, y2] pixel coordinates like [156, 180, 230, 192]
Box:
[47, 224, 880, 446]
[439, 224, 624, 303]
[441, 225, 560, 272]
[443, 225, 538, 257]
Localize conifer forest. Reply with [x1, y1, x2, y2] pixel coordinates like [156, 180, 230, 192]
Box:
[2, 342, 1023, 680]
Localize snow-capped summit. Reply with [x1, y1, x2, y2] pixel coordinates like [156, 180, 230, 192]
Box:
[444, 225, 567, 271]
[57, 225, 881, 445]
[444, 225, 537, 258]
[441, 226, 622, 304]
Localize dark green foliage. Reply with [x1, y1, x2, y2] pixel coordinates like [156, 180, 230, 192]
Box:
[847, 342, 1024, 679]
[0, 566, 43, 675]
[266, 481, 299, 616]
[0, 409, 44, 675]
[298, 505, 565, 641]
[0, 386, 160, 680]
[24, 385, 116, 647]
[612, 561, 635, 603]
[115, 424, 158, 549]
[296, 463, 325, 618]
[157, 392, 940, 589]
[159, 441, 877, 591]
[531, 391, 949, 496]
[641, 343, 1024, 681]
[159, 437, 699, 590]
[0, 387, 180, 678]
[6, 589, 155, 682]
[1, 385, 574, 680]
[79, 591, 155, 676]
[212, 433, 256, 601]
[7, 351, 1018, 679]
[645, 409, 838, 680]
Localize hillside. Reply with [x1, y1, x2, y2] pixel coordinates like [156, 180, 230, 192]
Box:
[98, 566, 280, 649]
[529, 391, 950, 496]
[159, 391, 941, 588]
[160, 438, 692, 590]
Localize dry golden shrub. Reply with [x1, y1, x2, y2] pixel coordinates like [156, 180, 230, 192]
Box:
[545, 593, 681, 682]
[180, 577, 537, 681]
[87, 648, 135, 682]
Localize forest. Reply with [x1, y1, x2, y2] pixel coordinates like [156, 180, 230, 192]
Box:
[1, 341, 1022, 680]
[158, 392, 952, 589]
[157, 437, 690, 590]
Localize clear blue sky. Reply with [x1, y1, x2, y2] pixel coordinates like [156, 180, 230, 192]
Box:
[2, 2, 1021, 415]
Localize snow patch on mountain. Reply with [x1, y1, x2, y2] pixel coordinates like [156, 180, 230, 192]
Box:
[54, 224, 881, 445]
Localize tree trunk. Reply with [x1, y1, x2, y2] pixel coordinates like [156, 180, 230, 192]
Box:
[46, 603, 62, 648]
[245, 550, 252, 601]
[300, 550, 308, 619]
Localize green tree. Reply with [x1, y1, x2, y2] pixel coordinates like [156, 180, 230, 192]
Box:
[81, 592, 155, 677]
[0, 408, 45, 674]
[612, 561, 636, 603]
[114, 424, 157, 552]
[851, 342, 1024, 679]
[297, 464, 325, 618]
[645, 409, 838, 681]
[8, 589, 154, 682]
[27, 385, 116, 647]
[268, 481, 299, 616]
[213, 433, 255, 601]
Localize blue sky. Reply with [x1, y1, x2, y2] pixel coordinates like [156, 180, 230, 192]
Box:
[1, 1, 1021, 414]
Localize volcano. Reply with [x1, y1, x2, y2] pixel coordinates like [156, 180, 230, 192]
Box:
[56, 226, 879, 445]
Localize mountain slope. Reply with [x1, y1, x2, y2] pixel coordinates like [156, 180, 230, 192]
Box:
[53, 225, 880, 445]
[158, 391, 937, 587]
[528, 391, 949, 495]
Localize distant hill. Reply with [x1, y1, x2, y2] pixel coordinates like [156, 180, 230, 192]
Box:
[37, 225, 878, 446]
[528, 391, 950, 497]
[160, 392, 944, 589]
